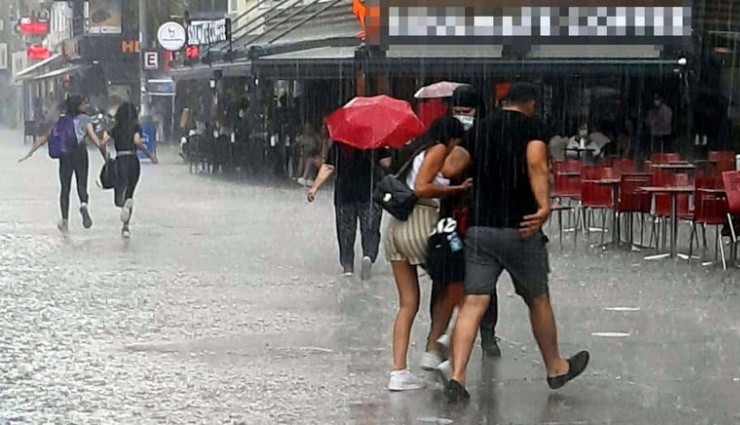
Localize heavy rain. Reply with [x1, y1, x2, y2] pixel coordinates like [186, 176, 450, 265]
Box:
[1, 0, 740, 424]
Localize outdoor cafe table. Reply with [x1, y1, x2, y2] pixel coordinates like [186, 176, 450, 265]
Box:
[639, 186, 695, 260]
[651, 163, 697, 172]
[582, 178, 622, 248]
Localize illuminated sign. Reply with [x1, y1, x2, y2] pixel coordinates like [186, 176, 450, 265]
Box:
[187, 18, 231, 46]
[19, 17, 49, 35]
[144, 51, 159, 70]
[368, 0, 693, 46]
[27, 45, 51, 60]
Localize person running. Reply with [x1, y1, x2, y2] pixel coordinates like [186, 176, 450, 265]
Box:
[445, 83, 589, 402]
[307, 139, 388, 279]
[384, 116, 472, 391]
[19, 95, 108, 234]
[109, 102, 158, 238]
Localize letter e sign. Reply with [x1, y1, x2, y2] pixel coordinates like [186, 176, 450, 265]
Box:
[144, 51, 159, 70]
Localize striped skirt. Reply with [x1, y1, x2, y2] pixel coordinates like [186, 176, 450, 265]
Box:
[384, 203, 438, 266]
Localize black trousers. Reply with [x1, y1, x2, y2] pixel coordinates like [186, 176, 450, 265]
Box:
[335, 200, 382, 270]
[58, 145, 89, 220]
[114, 155, 141, 208]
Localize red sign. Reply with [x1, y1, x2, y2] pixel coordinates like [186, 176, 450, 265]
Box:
[27, 45, 51, 60]
[19, 18, 49, 35]
[185, 45, 199, 59]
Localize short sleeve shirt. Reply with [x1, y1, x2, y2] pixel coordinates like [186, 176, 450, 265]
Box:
[325, 143, 387, 205]
[467, 110, 548, 229]
[73, 114, 92, 144]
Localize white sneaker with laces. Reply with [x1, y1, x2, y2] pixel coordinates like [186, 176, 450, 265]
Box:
[388, 369, 426, 391]
[420, 351, 444, 371]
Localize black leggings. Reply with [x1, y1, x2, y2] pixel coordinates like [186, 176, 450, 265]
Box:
[114, 155, 141, 208]
[59, 145, 89, 220]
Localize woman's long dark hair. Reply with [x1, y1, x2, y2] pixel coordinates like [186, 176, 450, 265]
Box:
[112, 102, 139, 147]
[64, 94, 86, 117]
[393, 116, 465, 173]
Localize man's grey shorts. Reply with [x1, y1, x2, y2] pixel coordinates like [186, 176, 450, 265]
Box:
[464, 226, 550, 300]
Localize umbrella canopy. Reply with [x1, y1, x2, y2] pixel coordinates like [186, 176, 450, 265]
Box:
[324, 95, 425, 149]
[414, 81, 469, 99]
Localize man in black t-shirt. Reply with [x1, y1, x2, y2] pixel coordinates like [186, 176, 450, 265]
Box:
[307, 142, 387, 279]
[445, 83, 589, 402]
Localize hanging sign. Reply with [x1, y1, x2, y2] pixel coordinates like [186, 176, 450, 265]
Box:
[157, 21, 187, 51]
[187, 18, 231, 46]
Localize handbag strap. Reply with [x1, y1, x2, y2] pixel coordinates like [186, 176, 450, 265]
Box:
[393, 141, 437, 179]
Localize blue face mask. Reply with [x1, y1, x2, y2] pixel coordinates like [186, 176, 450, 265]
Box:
[454, 115, 474, 130]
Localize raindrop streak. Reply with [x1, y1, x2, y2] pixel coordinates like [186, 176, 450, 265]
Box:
[591, 332, 631, 338]
[603, 307, 641, 312]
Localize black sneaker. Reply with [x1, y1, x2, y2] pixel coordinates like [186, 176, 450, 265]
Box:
[547, 351, 590, 390]
[444, 379, 470, 403]
[481, 334, 502, 358]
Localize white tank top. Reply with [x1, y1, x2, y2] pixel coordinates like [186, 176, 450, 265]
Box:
[405, 151, 450, 206]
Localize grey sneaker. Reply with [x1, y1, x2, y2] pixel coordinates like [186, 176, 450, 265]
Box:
[121, 225, 131, 239]
[80, 204, 93, 229]
[120, 199, 133, 223]
[360, 256, 373, 280]
[57, 219, 69, 234]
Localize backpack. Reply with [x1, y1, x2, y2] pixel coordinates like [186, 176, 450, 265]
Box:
[48, 116, 78, 159]
[426, 217, 465, 284]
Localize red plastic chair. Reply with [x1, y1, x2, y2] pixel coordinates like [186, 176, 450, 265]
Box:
[721, 171, 740, 265]
[612, 159, 636, 177]
[688, 179, 729, 268]
[553, 160, 582, 201]
[650, 152, 681, 164]
[616, 173, 653, 246]
[575, 166, 614, 246]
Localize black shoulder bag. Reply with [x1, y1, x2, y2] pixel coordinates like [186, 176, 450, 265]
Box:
[373, 144, 431, 221]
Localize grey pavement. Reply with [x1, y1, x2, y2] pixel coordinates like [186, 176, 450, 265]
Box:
[1, 127, 739, 424]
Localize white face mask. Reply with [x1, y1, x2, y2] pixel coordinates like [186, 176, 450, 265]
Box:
[238, 110, 245, 118]
[454, 115, 474, 130]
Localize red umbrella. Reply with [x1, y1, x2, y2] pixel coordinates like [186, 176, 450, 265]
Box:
[416, 99, 448, 130]
[324, 95, 425, 149]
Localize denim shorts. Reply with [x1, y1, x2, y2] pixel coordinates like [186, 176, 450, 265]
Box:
[464, 226, 550, 300]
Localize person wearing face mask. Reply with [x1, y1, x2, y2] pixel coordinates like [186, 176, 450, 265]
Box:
[421, 86, 502, 380]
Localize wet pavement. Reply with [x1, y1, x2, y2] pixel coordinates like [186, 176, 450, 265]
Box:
[1, 127, 739, 424]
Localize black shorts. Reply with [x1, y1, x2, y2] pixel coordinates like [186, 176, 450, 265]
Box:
[464, 226, 550, 301]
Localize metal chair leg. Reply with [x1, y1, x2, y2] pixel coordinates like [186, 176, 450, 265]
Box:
[688, 222, 697, 263]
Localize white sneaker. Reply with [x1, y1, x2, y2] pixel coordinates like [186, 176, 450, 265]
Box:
[360, 256, 373, 280]
[120, 199, 133, 223]
[420, 351, 444, 371]
[297, 177, 308, 186]
[436, 360, 452, 384]
[388, 369, 426, 391]
[437, 334, 451, 351]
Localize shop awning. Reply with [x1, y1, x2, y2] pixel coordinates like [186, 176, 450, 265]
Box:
[254, 45, 357, 79]
[14, 53, 64, 79]
[27, 64, 89, 81]
[370, 44, 677, 76]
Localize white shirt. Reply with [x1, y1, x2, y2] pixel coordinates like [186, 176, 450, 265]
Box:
[406, 151, 450, 206]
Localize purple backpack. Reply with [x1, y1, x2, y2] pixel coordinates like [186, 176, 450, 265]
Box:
[48, 116, 78, 159]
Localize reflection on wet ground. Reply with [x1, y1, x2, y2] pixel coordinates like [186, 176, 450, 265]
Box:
[1, 129, 739, 424]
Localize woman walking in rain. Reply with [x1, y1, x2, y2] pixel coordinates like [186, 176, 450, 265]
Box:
[109, 102, 158, 238]
[19, 95, 109, 234]
[385, 116, 472, 391]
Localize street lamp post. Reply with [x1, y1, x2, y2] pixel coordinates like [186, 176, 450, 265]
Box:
[138, 0, 149, 117]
